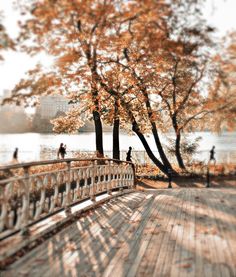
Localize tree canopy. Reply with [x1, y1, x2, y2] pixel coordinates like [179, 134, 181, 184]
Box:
[0, 13, 14, 60]
[2, 0, 235, 174]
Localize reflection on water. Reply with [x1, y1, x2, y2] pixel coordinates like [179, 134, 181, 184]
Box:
[0, 132, 235, 164]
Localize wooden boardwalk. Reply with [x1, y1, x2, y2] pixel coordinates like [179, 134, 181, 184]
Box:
[1, 186, 236, 277]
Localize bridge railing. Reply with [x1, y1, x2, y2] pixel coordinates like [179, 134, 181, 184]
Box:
[0, 158, 135, 237]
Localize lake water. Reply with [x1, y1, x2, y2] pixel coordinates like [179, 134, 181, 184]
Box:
[0, 132, 235, 165]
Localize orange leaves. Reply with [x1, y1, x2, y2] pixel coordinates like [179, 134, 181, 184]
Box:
[0, 17, 15, 60]
[51, 107, 85, 133]
[7, 0, 225, 139]
[56, 51, 80, 67]
[206, 32, 236, 132]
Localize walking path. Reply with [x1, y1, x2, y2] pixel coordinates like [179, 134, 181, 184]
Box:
[1, 184, 236, 276]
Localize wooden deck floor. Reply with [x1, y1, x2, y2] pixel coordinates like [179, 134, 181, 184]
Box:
[2, 187, 236, 277]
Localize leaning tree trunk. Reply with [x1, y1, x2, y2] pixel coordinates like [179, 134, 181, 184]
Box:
[132, 122, 168, 175]
[172, 115, 185, 169]
[96, 75, 170, 175]
[175, 131, 185, 169]
[151, 122, 174, 171]
[93, 110, 104, 157]
[113, 101, 120, 160]
[143, 93, 173, 171]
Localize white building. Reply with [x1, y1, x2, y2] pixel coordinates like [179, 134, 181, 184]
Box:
[38, 95, 69, 119]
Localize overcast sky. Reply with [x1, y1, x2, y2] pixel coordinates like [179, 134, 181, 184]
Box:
[0, 0, 236, 95]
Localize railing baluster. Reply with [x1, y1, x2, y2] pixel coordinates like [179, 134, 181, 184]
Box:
[65, 161, 72, 215]
[0, 158, 135, 237]
[107, 160, 112, 195]
[0, 184, 8, 231]
[20, 166, 30, 236]
[90, 160, 96, 202]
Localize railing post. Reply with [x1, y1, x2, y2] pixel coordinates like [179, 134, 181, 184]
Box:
[90, 160, 96, 202]
[21, 166, 30, 236]
[0, 157, 141, 237]
[107, 160, 112, 195]
[65, 161, 72, 215]
[168, 169, 172, 189]
[119, 163, 124, 192]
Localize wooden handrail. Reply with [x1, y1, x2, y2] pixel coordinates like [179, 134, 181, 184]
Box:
[0, 157, 133, 171]
[0, 158, 135, 238]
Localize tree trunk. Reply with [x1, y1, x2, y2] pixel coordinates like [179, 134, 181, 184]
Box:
[96, 78, 170, 174]
[142, 92, 173, 170]
[172, 115, 185, 169]
[93, 110, 104, 157]
[175, 132, 185, 169]
[151, 122, 173, 170]
[112, 99, 120, 160]
[132, 122, 168, 175]
[113, 118, 120, 160]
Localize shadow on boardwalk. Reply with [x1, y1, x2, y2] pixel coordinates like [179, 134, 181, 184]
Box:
[137, 177, 236, 190]
[1, 186, 236, 277]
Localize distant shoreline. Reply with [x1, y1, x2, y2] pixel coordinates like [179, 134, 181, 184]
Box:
[0, 132, 235, 164]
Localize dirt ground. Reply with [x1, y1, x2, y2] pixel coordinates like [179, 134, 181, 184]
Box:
[136, 176, 236, 190]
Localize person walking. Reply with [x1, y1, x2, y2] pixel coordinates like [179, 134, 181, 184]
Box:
[126, 146, 132, 162]
[64, 144, 67, 156]
[209, 145, 216, 164]
[57, 143, 66, 159]
[13, 148, 18, 161]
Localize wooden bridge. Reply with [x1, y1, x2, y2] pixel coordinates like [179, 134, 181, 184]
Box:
[0, 159, 236, 276]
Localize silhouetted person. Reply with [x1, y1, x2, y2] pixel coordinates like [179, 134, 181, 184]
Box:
[13, 148, 18, 161]
[63, 144, 67, 157]
[57, 143, 66, 159]
[126, 146, 132, 162]
[209, 146, 216, 164]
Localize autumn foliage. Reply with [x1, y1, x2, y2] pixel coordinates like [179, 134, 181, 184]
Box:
[0, 13, 14, 60]
[2, 0, 235, 175]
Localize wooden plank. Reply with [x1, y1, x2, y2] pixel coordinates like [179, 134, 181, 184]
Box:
[184, 188, 197, 277]
[165, 189, 189, 277]
[66, 193, 155, 277]
[2, 187, 236, 277]
[124, 193, 168, 277]
[210, 189, 236, 276]
[212, 188, 236, 254]
[204, 189, 228, 277]
[149, 189, 182, 276]
[92, 194, 157, 274]
[137, 189, 183, 277]
[40, 192, 147, 276]
[101, 194, 156, 277]
[161, 188, 192, 276]
[5, 192, 145, 276]
[0, 190, 136, 261]
[196, 188, 235, 277]
[192, 188, 203, 270]
[134, 191, 177, 277]
[194, 188, 213, 277]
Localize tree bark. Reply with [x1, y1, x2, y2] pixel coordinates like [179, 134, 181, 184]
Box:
[172, 115, 185, 169]
[86, 49, 104, 158]
[132, 122, 168, 175]
[175, 131, 185, 169]
[113, 118, 120, 160]
[112, 99, 120, 160]
[96, 75, 171, 174]
[133, 78, 173, 170]
[150, 121, 173, 170]
[93, 110, 104, 157]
